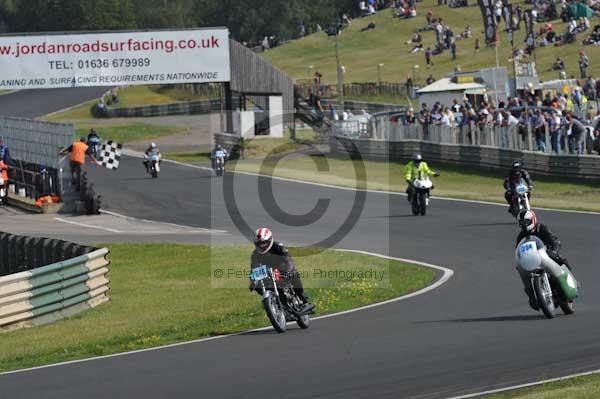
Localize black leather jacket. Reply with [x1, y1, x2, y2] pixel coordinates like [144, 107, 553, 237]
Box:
[516, 224, 561, 253]
[250, 241, 296, 274]
[504, 169, 533, 191]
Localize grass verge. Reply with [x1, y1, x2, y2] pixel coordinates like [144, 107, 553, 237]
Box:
[0, 244, 435, 373]
[115, 85, 212, 108]
[74, 124, 185, 144]
[233, 155, 600, 212]
[165, 129, 318, 162]
[485, 373, 600, 398]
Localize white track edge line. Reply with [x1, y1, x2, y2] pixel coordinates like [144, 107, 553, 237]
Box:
[0, 250, 452, 376]
[444, 368, 600, 399]
[99, 209, 228, 234]
[156, 155, 600, 216]
[54, 217, 123, 233]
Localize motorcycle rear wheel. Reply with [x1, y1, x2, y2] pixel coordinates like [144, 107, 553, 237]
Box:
[533, 275, 556, 319]
[263, 295, 287, 333]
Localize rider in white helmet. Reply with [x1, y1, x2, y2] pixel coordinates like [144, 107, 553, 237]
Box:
[143, 142, 161, 173]
[516, 209, 572, 310]
[249, 227, 313, 309]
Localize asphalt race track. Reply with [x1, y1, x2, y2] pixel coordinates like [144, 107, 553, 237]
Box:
[1, 91, 600, 399]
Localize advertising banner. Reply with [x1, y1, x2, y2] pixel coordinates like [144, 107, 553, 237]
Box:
[0, 28, 230, 90]
[478, 0, 497, 44]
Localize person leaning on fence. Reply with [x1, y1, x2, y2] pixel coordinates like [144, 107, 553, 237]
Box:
[60, 137, 99, 190]
[0, 137, 10, 165]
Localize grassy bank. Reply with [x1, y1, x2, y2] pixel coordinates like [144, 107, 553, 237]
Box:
[263, 0, 598, 85]
[115, 85, 212, 108]
[165, 129, 318, 162]
[486, 373, 600, 398]
[73, 124, 185, 145]
[0, 244, 435, 372]
[233, 155, 600, 212]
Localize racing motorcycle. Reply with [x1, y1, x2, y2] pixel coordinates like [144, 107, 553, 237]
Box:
[411, 173, 434, 216]
[509, 180, 531, 218]
[87, 136, 101, 158]
[213, 149, 226, 177]
[515, 236, 579, 319]
[250, 265, 313, 333]
[146, 154, 161, 179]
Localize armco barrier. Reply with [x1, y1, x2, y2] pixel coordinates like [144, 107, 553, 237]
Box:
[100, 98, 241, 118]
[332, 136, 600, 180]
[0, 233, 110, 331]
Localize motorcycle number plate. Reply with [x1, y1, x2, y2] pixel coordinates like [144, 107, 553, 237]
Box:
[215, 150, 225, 158]
[250, 265, 269, 281]
[516, 185, 528, 194]
[519, 241, 537, 255]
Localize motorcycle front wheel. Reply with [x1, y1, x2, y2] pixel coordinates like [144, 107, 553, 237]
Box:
[296, 313, 310, 329]
[559, 300, 575, 315]
[419, 192, 427, 216]
[533, 274, 556, 319]
[263, 294, 287, 333]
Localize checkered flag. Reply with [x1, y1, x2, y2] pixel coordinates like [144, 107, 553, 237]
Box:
[98, 140, 122, 170]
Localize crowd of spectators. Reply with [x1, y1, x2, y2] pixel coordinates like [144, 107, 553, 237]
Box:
[398, 88, 600, 155]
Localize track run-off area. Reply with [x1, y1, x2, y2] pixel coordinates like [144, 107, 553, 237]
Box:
[1, 89, 600, 399]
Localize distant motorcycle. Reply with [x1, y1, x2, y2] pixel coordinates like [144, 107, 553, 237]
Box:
[250, 265, 313, 333]
[87, 137, 101, 158]
[213, 150, 226, 177]
[146, 154, 161, 179]
[411, 174, 434, 216]
[509, 180, 531, 218]
[515, 236, 579, 319]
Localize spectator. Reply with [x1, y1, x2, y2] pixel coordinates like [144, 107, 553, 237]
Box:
[425, 47, 434, 67]
[0, 137, 10, 165]
[314, 90, 324, 117]
[474, 38, 480, 53]
[405, 32, 423, 44]
[450, 39, 457, 60]
[361, 22, 376, 32]
[426, 74, 435, 85]
[549, 110, 563, 154]
[342, 14, 352, 26]
[566, 113, 586, 154]
[329, 104, 339, 121]
[593, 129, 600, 155]
[552, 57, 565, 70]
[533, 110, 547, 152]
[418, 103, 432, 139]
[426, 10, 433, 25]
[579, 51, 589, 79]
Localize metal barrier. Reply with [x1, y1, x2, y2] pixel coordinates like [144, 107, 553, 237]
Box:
[0, 233, 110, 331]
[331, 136, 600, 180]
[98, 98, 242, 118]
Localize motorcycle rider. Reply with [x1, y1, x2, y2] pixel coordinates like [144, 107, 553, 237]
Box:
[87, 129, 101, 157]
[249, 227, 313, 311]
[404, 153, 439, 202]
[211, 144, 228, 170]
[0, 160, 8, 205]
[143, 142, 161, 173]
[504, 159, 533, 213]
[516, 209, 572, 310]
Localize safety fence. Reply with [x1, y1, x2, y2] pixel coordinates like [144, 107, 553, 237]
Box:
[295, 82, 408, 99]
[335, 111, 597, 156]
[0, 117, 73, 167]
[331, 136, 600, 180]
[0, 233, 110, 331]
[6, 161, 61, 201]
[321, 99, 405, 115]
[98, 98, 242, 118]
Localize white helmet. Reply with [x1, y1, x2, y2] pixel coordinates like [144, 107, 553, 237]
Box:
[254, 227, 274, 254]
[518, 210, 538, 232]
[151, 142, 157, 149]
